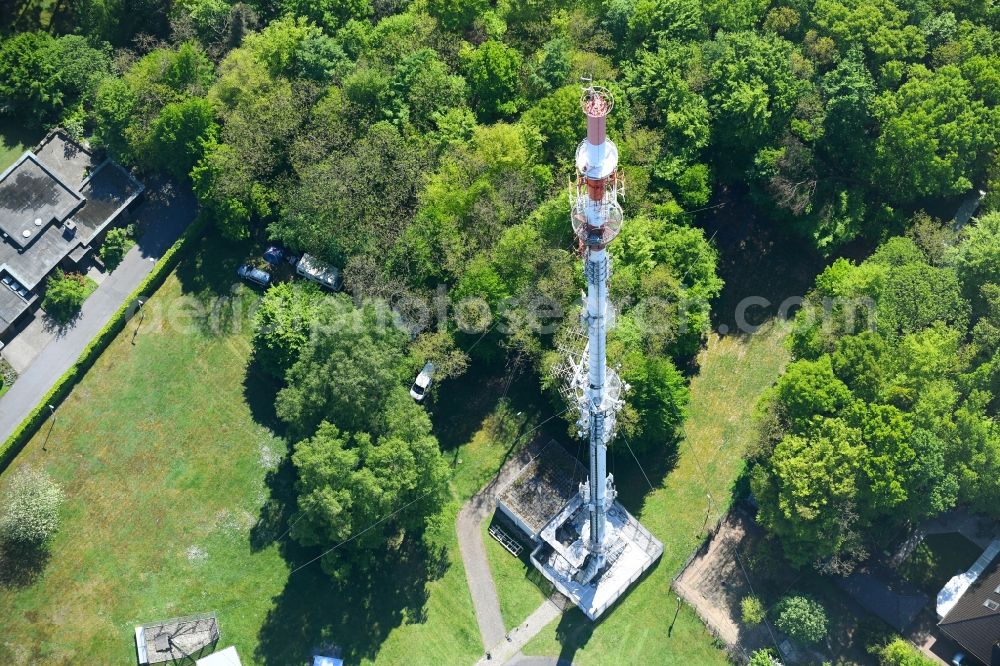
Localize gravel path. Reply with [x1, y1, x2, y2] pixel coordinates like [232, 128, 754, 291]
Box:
[504, 657, 571, 666]
[475, 598, 562, 666]
[457, 490, 506, 649]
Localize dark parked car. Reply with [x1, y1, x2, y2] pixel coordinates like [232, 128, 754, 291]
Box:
[263, 245, 284, 266]
[238, 264, 271, 287]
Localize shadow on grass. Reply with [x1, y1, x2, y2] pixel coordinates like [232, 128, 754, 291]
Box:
[174, 230, 255, 304]
[551, 557, 663, 664]
[429, 353, 508, 451]
[245, 357, 295, 554]
[253, 529, 447, 665]
[701, 185, 828, 335]
[0, 116, 40, 160]
[243, 357, 287, 436]
[610, 437, 680, 516]
[0, 541, 51, 589]
[168, 230, 264, 337]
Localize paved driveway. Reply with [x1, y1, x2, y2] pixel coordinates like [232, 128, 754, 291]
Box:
[0, 179, 195, 444]
[455, 438, 571, 665]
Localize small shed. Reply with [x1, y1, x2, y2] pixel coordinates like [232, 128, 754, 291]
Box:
[496, 440, 587, 542]
[135, 612, 220, 664]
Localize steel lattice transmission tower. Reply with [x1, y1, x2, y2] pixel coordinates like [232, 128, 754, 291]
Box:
[565, 83, 627, 584]
[501, 81, 662, 622]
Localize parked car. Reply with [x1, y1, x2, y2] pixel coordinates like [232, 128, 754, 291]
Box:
[263, 245, 285, 266]
[409, 362, 435, 402]
[952, 651, 967, 666]
[238, 264, 271, 287]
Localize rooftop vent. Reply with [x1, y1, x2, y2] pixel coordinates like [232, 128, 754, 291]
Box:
[33, 217, 42, 226]
[21, 230, 29, 238]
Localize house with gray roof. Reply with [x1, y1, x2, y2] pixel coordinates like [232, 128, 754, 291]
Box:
[0, 130, 143, 342]
[939, 539, 1000, 664]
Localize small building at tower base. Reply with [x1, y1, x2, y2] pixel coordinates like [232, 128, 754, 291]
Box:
[496, 441, 663, 620]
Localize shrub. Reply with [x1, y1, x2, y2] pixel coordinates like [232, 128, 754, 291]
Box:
[742, 595, 767, 626]
[775, 595, 828, 645]
[749, 649, 783, 666]
[876, 637, 937, 666]
[42, 270, 91, 324]
[0, 466, 64, 548]
[100, 224, 135, 270]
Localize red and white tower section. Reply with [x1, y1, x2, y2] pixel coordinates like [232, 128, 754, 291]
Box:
[526, 85, 663, 621]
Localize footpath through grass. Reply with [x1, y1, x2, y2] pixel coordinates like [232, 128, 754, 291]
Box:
[523, 322, 792, 664]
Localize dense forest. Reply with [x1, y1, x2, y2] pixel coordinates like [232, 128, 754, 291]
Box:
[3, 0, 1000, 581]
[752, 214, 1000, 573]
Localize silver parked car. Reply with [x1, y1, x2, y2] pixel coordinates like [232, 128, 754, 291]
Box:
[410, 362, 435, 402]
[238, 264, 271, 287]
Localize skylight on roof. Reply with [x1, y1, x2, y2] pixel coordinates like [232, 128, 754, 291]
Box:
[983, 598, 999, 611]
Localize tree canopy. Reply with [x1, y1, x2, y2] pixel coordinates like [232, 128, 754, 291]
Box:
[754, 215, 1000, 571]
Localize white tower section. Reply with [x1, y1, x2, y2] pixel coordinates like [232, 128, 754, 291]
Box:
[567, 86, 626, 585]
[510, 82, 662, 622]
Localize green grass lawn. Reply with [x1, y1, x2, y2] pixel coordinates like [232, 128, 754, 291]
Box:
[0, 245, 289, 663]
[900, 532, 984, 595]
[0, 119, 38, 171]
[523, 322, 792, 664]
[0, 235, 556, 665]
[0, 220, 794, 665]
[482, 517, 552, 630]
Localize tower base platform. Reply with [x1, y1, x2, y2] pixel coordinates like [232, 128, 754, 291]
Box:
[496, 442, 663, 621]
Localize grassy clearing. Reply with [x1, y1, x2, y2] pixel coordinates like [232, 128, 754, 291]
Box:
[0, 247, 288, 663]
[0, 119, 38, 171]
[482, 518, 552, 630]
[0, 234, 551, 665]
[0, 217, 794, 664]
[523, 322, 792, 664]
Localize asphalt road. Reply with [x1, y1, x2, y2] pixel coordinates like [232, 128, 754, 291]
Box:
[0, 179, 195, 445]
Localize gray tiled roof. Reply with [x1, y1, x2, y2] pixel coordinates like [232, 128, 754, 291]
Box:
[940, 556, 1000, 664]
[0, 132, 144, 337]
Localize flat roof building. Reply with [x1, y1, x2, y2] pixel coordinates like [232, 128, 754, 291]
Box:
[496, 440, 664, 620]
[196, 645, 243, 666]
[0, 130, 143, 341]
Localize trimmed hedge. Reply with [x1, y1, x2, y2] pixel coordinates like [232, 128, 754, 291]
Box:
[0, 215, 208, 471]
